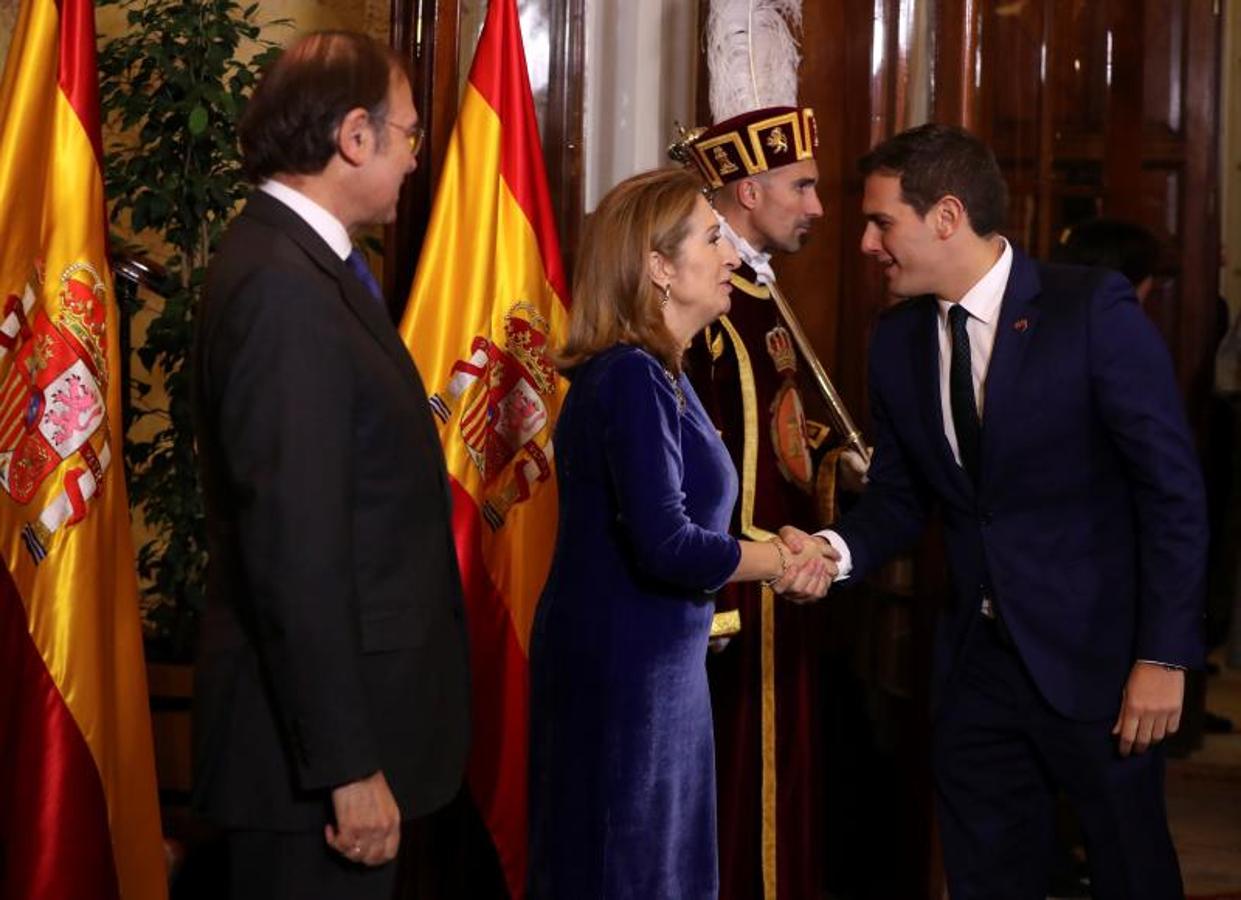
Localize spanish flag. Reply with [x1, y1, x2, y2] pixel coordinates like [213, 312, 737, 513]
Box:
[0, 1, 166, 897]
[398, 0, 568, 894]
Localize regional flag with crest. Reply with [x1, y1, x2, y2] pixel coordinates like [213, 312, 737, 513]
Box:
[398, 0, 568, 894]
[0, 0, 166, 898]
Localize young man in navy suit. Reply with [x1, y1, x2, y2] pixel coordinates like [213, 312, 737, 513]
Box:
[786, 124, 1206, 899]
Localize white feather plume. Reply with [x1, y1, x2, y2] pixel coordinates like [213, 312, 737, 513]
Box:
[706, 0, 803, 123]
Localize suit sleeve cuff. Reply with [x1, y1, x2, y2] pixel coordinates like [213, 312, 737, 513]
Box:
[815, 529, 853, 581]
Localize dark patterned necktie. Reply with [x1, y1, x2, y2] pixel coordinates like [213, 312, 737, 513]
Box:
[948, 303, 981, 481]
[345, 248, 384, 304]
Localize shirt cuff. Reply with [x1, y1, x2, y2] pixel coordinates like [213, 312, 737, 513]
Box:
[815, 529, 853, 581]
[1136, 659, 1186, 671]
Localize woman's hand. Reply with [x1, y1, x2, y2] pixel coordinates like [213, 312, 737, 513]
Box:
[729, 530, 839, 595]
[772, 529, 839, 603]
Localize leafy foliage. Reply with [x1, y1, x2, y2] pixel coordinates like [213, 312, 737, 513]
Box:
[98, 0, 287, 658]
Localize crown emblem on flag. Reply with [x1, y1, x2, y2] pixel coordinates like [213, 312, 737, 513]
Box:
[429, 301, 559, 530]
[0, 261, 113, 563]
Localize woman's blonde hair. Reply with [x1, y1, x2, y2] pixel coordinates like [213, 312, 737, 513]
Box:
[557, 167, 705, 374]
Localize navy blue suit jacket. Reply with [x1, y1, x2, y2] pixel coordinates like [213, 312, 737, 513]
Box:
[834, 249, 1207, 721]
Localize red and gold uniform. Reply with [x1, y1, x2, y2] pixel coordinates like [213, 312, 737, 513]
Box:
[679, 104, 854, 900]
[687, 256, 847, 900]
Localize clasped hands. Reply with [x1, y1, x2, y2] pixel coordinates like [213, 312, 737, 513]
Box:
[769, 526, 839, 603]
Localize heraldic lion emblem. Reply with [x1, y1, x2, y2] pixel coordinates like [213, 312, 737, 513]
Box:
[0, 261, 112, 563]
[430, 301, 559, 530]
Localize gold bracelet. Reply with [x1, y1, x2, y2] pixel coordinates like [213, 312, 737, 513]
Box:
[761, 539, 788, 587]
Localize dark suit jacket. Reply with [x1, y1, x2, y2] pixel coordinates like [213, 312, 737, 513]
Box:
[835, 249, 1207, 721]
[191, 190, 470, 830]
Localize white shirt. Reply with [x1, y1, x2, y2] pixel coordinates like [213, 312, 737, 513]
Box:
[938, 240, 1012, 467]
[820, 240, 1012, 579]
[815, 244, 1179, 668]
[259, 179, 352, 261]
[717, 214, 776, 286]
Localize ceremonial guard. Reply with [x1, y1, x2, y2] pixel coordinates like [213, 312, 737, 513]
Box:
[671, 5, 869, 894]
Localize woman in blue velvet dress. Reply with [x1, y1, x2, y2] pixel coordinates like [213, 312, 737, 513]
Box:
[527, 168, 834, 899]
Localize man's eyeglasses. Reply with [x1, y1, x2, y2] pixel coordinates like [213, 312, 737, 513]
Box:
[377, 118, 425, 156]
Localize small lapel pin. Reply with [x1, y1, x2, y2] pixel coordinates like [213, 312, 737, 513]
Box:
[1013, 318, 1029, 332]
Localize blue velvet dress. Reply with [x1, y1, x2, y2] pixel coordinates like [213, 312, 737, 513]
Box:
[528, 344, 741, 899]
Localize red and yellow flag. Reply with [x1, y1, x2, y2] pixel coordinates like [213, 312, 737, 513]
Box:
[0, 1, 166, 897]
[399, 0, 569, 894]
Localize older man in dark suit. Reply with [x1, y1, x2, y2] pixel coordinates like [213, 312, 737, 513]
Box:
[191, 31, 469, 900]
[786, 124, 1206, 899]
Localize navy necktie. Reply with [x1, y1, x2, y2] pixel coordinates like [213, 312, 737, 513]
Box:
[948, 303, 981, 481]
[345, 248, 384, 304]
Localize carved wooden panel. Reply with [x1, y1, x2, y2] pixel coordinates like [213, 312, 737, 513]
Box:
[386, 0, 582, 314]
[939, 0, 1220, 435]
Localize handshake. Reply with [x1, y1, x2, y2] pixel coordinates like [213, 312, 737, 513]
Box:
[767, 526, 841, 603]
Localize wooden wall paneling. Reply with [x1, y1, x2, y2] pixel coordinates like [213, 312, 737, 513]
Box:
[897, 0, 936, 129]
[1135, 0, 1186, 381]
[1139, 0, 1186, 240]
[773, 0, 845, 378]
[693, 0, 710, 128]
[876, 0, 936, 136]
[870, 0, 895, 147]
[979, 0, 1052, 254]
[890, 0, 913, 131]
[1131, 0, 1176, 357]
[1103, 0, 1146, 223]
[843, 5, 947, 898]
[387, 0, 461, 318]
[1034, 0, 1055, 258]
[1225, 0, 1241, 318]
[836, 0, 894, 423]
[1178, 0, 1222, 433]
[542, 0, 585, 277]
[1053, 0, 1108, 139]
[1143, 0, 1186, 138]
[1046, 0, 1104, 251]
[934, 0, 983, 128]
[969, 0, 1222, 433]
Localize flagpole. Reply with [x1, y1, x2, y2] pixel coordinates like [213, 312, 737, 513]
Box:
[767, 282, 870, 464]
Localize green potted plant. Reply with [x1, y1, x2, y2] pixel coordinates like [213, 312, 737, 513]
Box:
[98, 0, 286, 660]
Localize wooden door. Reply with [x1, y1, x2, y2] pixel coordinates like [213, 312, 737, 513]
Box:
[940, 0, 1222, 434]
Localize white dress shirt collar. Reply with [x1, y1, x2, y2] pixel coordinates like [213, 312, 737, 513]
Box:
[937, 238, 1013, 326]
[819, 239, 1016, 581]
[934, 238, 1012, 466]
[717, 214, 776, 286]
[259, 179, 353, 261]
